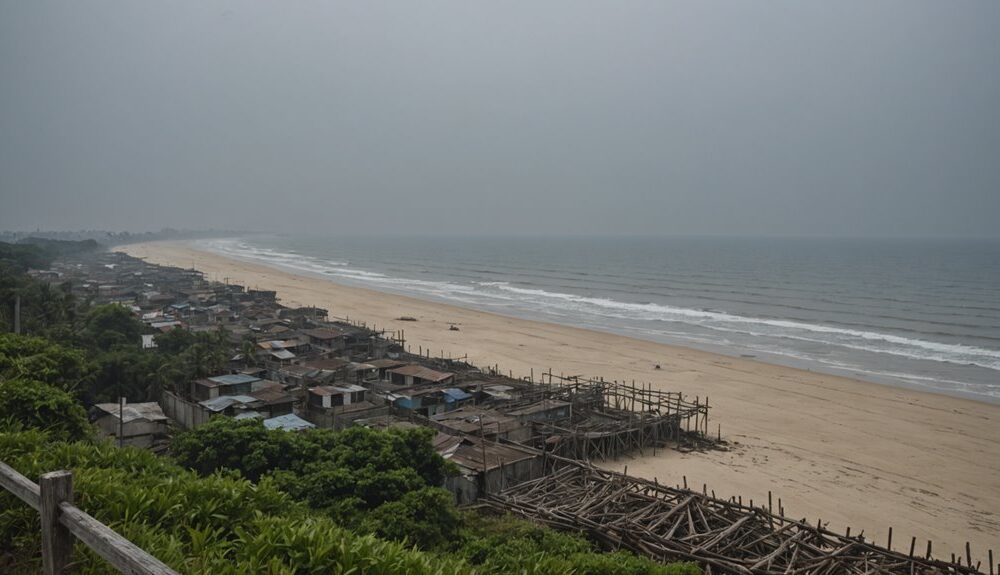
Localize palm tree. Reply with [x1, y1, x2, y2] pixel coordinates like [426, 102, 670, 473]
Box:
[241, 339, 258, 368]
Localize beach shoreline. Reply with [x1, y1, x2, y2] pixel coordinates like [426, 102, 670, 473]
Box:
[119, 240, 1000, 564]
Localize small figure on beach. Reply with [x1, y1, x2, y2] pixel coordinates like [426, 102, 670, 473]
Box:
[449, 324, 460, 331]
[654, 364, 661, 370]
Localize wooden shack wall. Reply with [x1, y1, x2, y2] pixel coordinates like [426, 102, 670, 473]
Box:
[158, 390, 212, 430]
[305, 404, 391, 430]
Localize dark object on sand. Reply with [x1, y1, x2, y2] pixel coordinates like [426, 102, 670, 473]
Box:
[654, 364, 661, 370]
[449, 324, 460, 331]
[397, 316, 418, 322]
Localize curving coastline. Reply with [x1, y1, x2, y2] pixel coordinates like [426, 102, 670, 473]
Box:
[119, 240, 1000, 566]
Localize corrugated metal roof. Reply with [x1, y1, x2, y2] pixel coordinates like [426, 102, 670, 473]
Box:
[263, 414, 315, 431]
[334, 384, 368, 393]
[208, 374, 260, 386]
[199, 395, 259, 412]
[93, 402, 168, 423]
[506, 400, 571, 417]
[347, 362, 376, 372]
[388, 364, 455, 382]
[432, 406, 523, 435]
[443, 388, 473, 401]
[367, 358, 407, 369]
[311, 384, 367, 396]
[443, 436, 537, 472]
[269, 349, 296, 360]
[250, 386, 294, 404]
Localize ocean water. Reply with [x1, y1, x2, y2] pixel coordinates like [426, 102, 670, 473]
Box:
[198, 235, 1000, 404]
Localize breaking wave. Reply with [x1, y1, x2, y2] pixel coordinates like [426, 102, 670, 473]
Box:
[196, 237, 1000, 401]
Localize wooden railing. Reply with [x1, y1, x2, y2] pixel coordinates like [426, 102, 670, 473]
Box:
[0, 461, 178, 575]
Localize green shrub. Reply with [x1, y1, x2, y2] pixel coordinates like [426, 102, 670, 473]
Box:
[0, 430, 475, 575]
[0, 378, 92, 441]
[456, 514, 701, 575]
[171, 419, 457, 519]
[81, 304, 143, 351]
[361, 486, 463, 550]
[0, 334, 92, 393]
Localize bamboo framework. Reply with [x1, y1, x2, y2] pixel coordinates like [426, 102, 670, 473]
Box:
[485, 462, 990, 575]
[507, 374, 714, 460]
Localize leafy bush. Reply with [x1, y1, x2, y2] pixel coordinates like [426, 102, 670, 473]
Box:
[0, 430, 476, 575]
[171, 419, 455, 503]
[457, 515, 701, 575]
[170, 418, 315, 481]
[361, 486, 463, 550]
[0, 334, 93, 393]
[0, 379, 92, 441]
[81, 304, 144, 351]
[172, 419, 462, 545]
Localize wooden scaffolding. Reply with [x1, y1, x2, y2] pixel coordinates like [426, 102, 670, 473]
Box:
[484, 460, 992, 575]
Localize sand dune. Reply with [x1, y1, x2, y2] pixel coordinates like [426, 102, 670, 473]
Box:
[121, 241, 1000, 565]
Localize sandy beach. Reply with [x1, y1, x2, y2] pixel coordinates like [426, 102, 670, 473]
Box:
[121, 240, 1000, 563]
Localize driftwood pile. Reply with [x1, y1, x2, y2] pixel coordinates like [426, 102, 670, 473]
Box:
[485, 462, 991, 575]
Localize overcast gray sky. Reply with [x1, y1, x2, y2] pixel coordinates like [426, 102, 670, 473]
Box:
[1, 1, 998, 237]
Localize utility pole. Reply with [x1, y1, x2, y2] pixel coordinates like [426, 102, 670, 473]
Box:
[13, 295, 21, 334]
[118, 396, 125, 448]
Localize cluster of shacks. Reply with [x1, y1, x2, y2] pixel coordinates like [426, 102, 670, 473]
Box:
[33, 249, 993, 575]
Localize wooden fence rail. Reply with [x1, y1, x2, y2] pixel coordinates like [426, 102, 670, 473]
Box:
[0, 461, 178, 575]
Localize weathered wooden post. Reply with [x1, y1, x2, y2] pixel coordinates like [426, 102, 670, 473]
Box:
[40, 470, 74, 575]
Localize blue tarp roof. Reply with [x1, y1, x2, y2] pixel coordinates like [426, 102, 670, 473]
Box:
[443, 388, 473, 402]
[263, 414, 315, 431]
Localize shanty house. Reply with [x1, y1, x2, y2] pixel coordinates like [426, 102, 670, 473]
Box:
[389, 387, 474, 417]
[431, 406, 532, 443]
[308, 384, 368, 409]
[248, 383, 296, 418]
[442, 388, 475, 410]
[198, 395, 260, 417]
[91, 402, 169, 449]
[434, 433, 543, 504]
[305, 384, 386, 429]
[301, 328, 347, 351]
[506, 399, 572, 423]
[388, 364, 455, 387]
[367, 358, 407, 380]
[257, 339, 309, 363]
[191, 373, 260, 401]
[388, 387, 450, 417]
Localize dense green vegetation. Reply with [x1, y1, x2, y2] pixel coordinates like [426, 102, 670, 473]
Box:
[0, 240, 96, 336]
[0, 240, 230, 404]
[0, 428, 475, 575]
[168, 418, 697, 572]
[0, 378, 92, 441]
[0, 241, 700, 574]
[0, 334, 93, 392]
[1, 424, 700, 574]
[172, 419, 463, 550]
